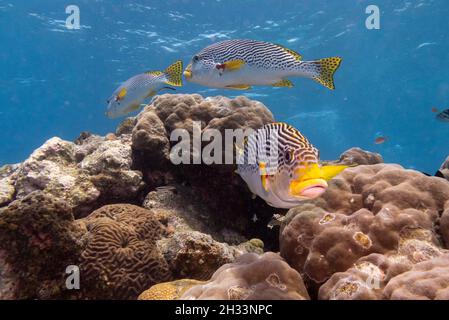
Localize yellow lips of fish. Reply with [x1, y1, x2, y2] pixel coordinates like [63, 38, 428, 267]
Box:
[183, 63, 192, 79]
[289, 163, 350, 199]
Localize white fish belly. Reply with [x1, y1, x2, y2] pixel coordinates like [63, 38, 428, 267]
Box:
[213, 66, 287, 87]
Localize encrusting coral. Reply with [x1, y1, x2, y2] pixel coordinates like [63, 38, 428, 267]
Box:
[178, 252, 310, 300]
[0, 191, 84, 299]
[138, 279, 205, 300]
[4, 134, 145, 217]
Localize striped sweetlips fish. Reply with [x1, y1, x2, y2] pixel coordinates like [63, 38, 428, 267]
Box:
[106, 60, 183, 119]
[183, 39, 342, 90]
[236, 122, 350, 208]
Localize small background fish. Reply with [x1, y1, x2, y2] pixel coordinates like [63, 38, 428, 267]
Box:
[184, 39, 341, 90]
[106, 60, 183, 119]
[374, 136, 388, 144]
[436, 109, 449, 122]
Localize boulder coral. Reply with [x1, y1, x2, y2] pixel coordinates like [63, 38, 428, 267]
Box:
[383, 253, 449, 299]
[179, 252, 310, 300]
[280, 163, 449, 286]
[318, 228, 446, 299]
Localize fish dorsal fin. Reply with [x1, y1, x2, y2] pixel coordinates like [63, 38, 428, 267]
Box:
[272, 79, 294, 88]
[225, 84, 251, 90]
[146, 70, 164, 76]
[118, 87, 127, 99]
[164, 60, 183, 86]
[275, 44, 302, 61]
[222, 59, 245, 71]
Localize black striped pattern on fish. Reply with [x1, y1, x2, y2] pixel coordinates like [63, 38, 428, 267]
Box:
[437, 109, 449, 122]
[238, 122, 319, 177]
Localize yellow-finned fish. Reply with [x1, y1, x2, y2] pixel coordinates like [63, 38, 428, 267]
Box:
[183, 39, 342, 90]
[106, 60, 183, 119]
[236, 122, 350, 209]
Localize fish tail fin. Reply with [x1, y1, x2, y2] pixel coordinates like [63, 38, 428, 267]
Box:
[164, 60, 183, 86]
[308, 57, 342, 90]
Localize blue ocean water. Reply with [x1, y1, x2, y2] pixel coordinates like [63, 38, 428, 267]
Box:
[1, 0, 448, 173]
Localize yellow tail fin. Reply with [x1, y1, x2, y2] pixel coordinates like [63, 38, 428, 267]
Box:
[313, 57, 342, 90]
[164, 60, 183, 86]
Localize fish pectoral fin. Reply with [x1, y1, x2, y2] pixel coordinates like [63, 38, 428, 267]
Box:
[225, 84, 251, 90]
[118, 87, 127, 100]
[164, 60, 183, 86]
[319, 164, 352, 180]
[145, 90, 157, 99]
[272, 79, 294, 88]
[261, 174, 271, 192]
[128, 102, 142, 112]
[222, 59, 246, 71]
[259, 162, 271, 192]
[161, 86, 176, 91]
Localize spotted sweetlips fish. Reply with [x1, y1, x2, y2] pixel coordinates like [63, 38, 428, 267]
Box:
[184, 39, 342, 90]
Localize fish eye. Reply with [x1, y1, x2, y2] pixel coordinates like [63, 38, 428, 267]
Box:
[284, 149, 295, 164]
[193, 55, 199, 62]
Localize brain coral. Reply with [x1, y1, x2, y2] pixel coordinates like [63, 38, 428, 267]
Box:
[78, 204, 172, 299]
[179, 252, 310, 300]
[280, 164, 449, 285]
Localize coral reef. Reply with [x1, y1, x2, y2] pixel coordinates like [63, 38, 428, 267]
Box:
[383, 253, 449, 299]
[179, 252, 310, 300]
[1, 94, 449, 300]
[318, 228, 446, 299]
[4, 134, 145, 217]
[280, 163, 449, 288]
